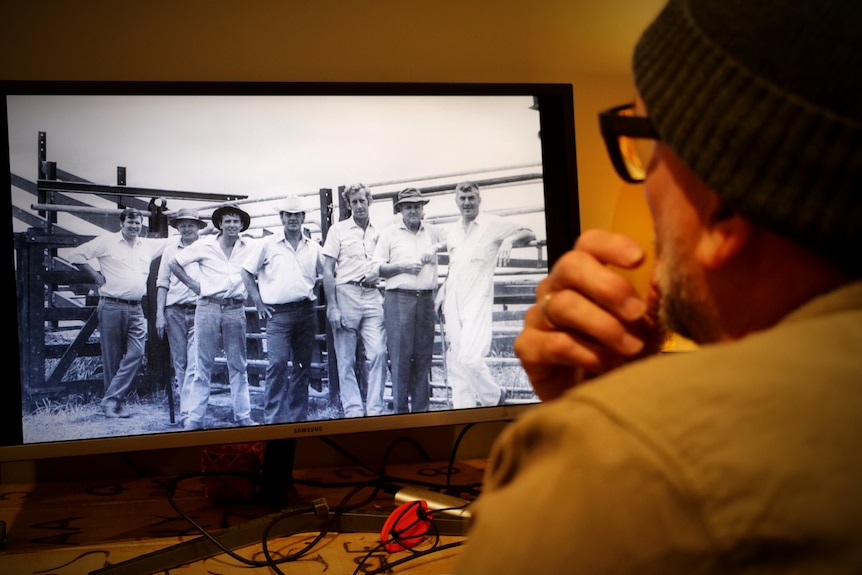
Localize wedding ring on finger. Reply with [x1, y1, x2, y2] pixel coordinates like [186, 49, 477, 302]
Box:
[540, 291, 558, 329]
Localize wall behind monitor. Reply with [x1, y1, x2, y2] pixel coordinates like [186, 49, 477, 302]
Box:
[0, 0, 663, 483]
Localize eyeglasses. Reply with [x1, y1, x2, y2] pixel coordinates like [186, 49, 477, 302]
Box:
[598, 103, 660, 183]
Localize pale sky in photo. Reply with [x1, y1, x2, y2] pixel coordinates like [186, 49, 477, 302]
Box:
[7, 93, 546, 237]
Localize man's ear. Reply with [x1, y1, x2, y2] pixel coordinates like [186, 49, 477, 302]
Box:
[695, 200, 753, 269]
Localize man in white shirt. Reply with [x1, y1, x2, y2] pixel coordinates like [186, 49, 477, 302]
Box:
[373, 188, 446, 413]
[170, 204, 256, 430]
[242, 196, 323, 424]
[155, 208, 207, 426]
[321, 183, 388, 418]
[67, 207, 167, 419]
[442, 181, 535, 408]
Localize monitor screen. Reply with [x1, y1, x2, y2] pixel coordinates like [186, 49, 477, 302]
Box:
[1, 81, 579, 462]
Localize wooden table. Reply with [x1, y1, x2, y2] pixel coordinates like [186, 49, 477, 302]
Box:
[0, 459, 487, 575]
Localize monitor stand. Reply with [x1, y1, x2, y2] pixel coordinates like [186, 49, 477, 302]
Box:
[259, 437, 306, 509]
[89, 437, 316, 575]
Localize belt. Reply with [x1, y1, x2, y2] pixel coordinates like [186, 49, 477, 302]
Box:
[101, 296, 141, 306]
[346, 280, 379, 289]
[167, 302, 196, 310]
[388, 288, 434, 296]
[199, 296, 245, 308]
[270, 299, 312, 312]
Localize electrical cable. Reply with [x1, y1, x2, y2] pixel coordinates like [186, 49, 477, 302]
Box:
[260, 507, 331, 575]
[165, 471, 320, 570]
[317, 436, 381, 476]
[446, 423, 475, 492]
[352, 499, 468, 575]
[379, 435, 432, 474]
[333, 479, 386, 512]
[315, 435, 480, 496]
[367, 541, 466, 575]
[161, 428, 480, 573]
[119, 452, 148, 478]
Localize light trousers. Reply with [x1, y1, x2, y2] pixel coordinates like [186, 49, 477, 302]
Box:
[185, 300, 251, 425]
[333, 284, 387, 417]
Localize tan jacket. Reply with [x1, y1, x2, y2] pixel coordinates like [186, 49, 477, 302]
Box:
[453, 281, 862, 574]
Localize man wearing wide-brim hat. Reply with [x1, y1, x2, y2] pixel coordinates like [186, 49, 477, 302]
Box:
[168, 207, 208, 230]
[156, 208, 208, 426]
[211, 203, 251, 233]
[169, 203, 257, 430]
[242, 195, 323, 424]
[373, 188, 446, 414]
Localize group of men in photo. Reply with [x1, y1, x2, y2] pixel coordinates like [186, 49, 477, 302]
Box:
[67, 181, 535, 430]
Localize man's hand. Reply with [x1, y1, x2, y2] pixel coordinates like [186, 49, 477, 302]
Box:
[327, 306, 344, 330]
[513, 229, 666, 402]
[497, 238, 514, 267]
[400, 261, 425, 275]
[255, 302, 272, 321]
[364, 269, 381, 285]
[419, 251, 436, 265]
[434, 282, 446, 313]
[155, 313, 166, 339]
[77, 263, 105, 287]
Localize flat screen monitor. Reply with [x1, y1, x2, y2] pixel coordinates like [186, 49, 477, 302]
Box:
[0, 81, 579, 464]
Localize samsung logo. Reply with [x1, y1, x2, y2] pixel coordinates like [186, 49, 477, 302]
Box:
[293, 425, 324, 434]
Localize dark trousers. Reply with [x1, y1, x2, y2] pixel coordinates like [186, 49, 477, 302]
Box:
[383, 290, 435, 413]
[265, 300, 317, 423]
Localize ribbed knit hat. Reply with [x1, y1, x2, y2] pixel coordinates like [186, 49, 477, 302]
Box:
[633, 0, 862, 271]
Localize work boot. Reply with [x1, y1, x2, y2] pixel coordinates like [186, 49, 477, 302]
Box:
[183, 419, 205, 431]
[102, 399, 131, 418]
[113, 402, 132, 418]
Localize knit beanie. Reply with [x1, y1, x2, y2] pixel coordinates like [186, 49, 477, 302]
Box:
[633, 0, 862, 272]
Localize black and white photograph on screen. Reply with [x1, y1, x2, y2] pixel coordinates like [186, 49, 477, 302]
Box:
[8, 92, 547, 445]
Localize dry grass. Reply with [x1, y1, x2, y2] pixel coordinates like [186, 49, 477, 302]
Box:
[26, 320, 537, 444]
[23, 390, 179, 443]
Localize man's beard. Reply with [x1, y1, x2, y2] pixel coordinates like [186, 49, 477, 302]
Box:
[659, 277, 695, 342]
[655, 239, 716, 345]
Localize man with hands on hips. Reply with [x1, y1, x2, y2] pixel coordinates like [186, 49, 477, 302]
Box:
[67, 207, 169, 419]
[452, 0, 862, 573]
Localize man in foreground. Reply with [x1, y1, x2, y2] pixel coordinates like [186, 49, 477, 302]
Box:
[442, 181, 534, 408]
[373, 188, 446, 414]
[321, 183, 388, 418]
[453, 0, 862, 573]
[242, 195, 322, 424]
[67, 207, 167, 419]
[170, 204, 256, 430]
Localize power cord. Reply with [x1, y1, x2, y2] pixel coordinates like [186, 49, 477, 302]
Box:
[162, 428, 487, 573]
[165, 471, 326, 573]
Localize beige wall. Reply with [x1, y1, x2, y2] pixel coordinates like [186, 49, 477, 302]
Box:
[1, 0, 663, 481]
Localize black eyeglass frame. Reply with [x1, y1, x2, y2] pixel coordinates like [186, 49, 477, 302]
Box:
[598, 103, 660, 183]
